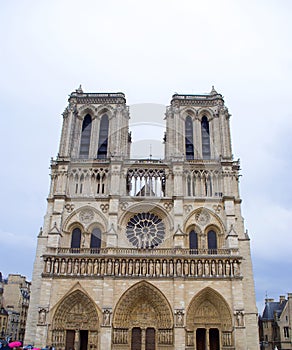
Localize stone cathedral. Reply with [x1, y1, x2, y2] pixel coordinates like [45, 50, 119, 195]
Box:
[25, 87, 259, 350]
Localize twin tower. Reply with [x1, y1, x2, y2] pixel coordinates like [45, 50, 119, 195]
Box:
[25, 87, 259, 350]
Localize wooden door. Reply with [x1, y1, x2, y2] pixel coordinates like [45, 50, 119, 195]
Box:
[131, 327, 142, 350]
[146, 328, 155, 350]
[196, 328, 206, 350]
[209, 328, 220, 350]
[66, 330, 75, 350]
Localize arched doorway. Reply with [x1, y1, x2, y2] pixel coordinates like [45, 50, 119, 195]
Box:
[112, 281, 174, 350]
[186, 287, 233, 349]
[51, 289, 100, 350]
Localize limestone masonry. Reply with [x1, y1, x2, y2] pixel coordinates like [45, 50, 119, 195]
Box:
[25, 87, 260, 350]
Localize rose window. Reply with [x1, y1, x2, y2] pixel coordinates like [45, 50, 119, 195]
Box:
[126, 212, 165, 248]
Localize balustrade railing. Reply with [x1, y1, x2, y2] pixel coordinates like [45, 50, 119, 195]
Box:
[54, 247, 238, 256]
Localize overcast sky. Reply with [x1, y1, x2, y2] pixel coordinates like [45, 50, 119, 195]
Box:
[0, 0, 291, 313]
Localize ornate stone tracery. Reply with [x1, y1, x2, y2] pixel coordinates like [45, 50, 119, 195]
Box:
[126, 212, 165, 248]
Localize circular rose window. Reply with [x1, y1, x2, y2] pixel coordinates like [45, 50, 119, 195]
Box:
[126, 212, 165, 248]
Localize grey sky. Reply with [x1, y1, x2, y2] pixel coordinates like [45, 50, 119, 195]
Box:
[0, 0, 291, 313]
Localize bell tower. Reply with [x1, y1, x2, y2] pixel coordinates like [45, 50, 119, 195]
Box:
[165, 87, 232, 161]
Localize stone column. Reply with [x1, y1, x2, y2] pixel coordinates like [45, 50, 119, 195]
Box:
[75, 329, 80, 350]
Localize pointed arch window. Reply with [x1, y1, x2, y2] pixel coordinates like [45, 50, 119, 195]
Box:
[97, 114, 109, 159]
[185, 116, 194, 160]
[90, 228, 101, 250]
[189, 230, 198, 253]
[201, 116, 211, 159]
[79, 114, 92, 158]
[207, 230, 217, 254]
[71, 228, 81, 249]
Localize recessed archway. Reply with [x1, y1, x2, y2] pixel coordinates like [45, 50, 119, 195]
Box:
[51, 289, 100, 350]
[113, 281, 174, 350]
[186, 287, 233, 349]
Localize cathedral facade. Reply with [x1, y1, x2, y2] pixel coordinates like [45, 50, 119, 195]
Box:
[25, 87, 259, 350]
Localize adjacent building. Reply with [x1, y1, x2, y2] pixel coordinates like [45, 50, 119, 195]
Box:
[259, 294, 292, 350]
[0, 273, 8, 339]
[2, 274, 31, 342]
[25, 87, 260, 349]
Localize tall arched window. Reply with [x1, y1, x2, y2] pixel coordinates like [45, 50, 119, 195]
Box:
[90, 228, 101, 250]
[97, 114, 109, 159]
[201, 116, 211, 159]
[79, 114, 92, 158]
[71, 228, 81, 249]
[189, 230, 198, 253]
[207, 230, 217, 254]
[185, 116, 194, 160]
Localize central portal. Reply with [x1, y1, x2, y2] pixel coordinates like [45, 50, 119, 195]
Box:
[65, 330, 88, 350]
[112, 282, 174, 350]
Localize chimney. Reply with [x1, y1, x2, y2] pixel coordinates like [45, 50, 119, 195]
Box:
[279, 295, 286, 303]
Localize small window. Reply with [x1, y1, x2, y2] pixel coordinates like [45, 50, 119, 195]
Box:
[71, 228, 81, 249]
[185, 116, 194, 160]
[201, 116, 211, 159]
[97, 114, 109, 159]
[207, 230, 217, 254]
[90, 228, 101, 250]
[79, 114, 92, 158]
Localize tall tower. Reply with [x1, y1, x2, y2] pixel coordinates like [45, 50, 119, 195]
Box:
[25, 87, 259, 350]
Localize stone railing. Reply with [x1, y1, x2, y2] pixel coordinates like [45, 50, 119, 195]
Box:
[54, 247, 238, 256]
[42, 254, 241, 279]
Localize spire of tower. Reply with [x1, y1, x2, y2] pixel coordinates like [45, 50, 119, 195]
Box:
[210, 85, 218, 95]
[76, 84, 83, 93]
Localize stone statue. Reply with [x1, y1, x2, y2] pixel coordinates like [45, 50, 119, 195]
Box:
[114, 260, 120, 275]
[155, 260, 161, 276]
[218, 260, 223, 275]
[135, 260, 140, 275]
[54, 259, 59, 274]
[46, 259, 51, 273]
[67, 259, 72, 274]
[73, 259, 79, 274]
[184, 260, 189, 276]
[148, 260, 154, 276]
[60, 259, 66, 274]
[128, 259, 133, 275]
[80, 259, 86, 274]
[225, 261, 230, 276]
[107, 259, 113, 275]
[87, 259, 93, 274]
[198, 260, 203, 276]
[38, 309, 46, 324]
